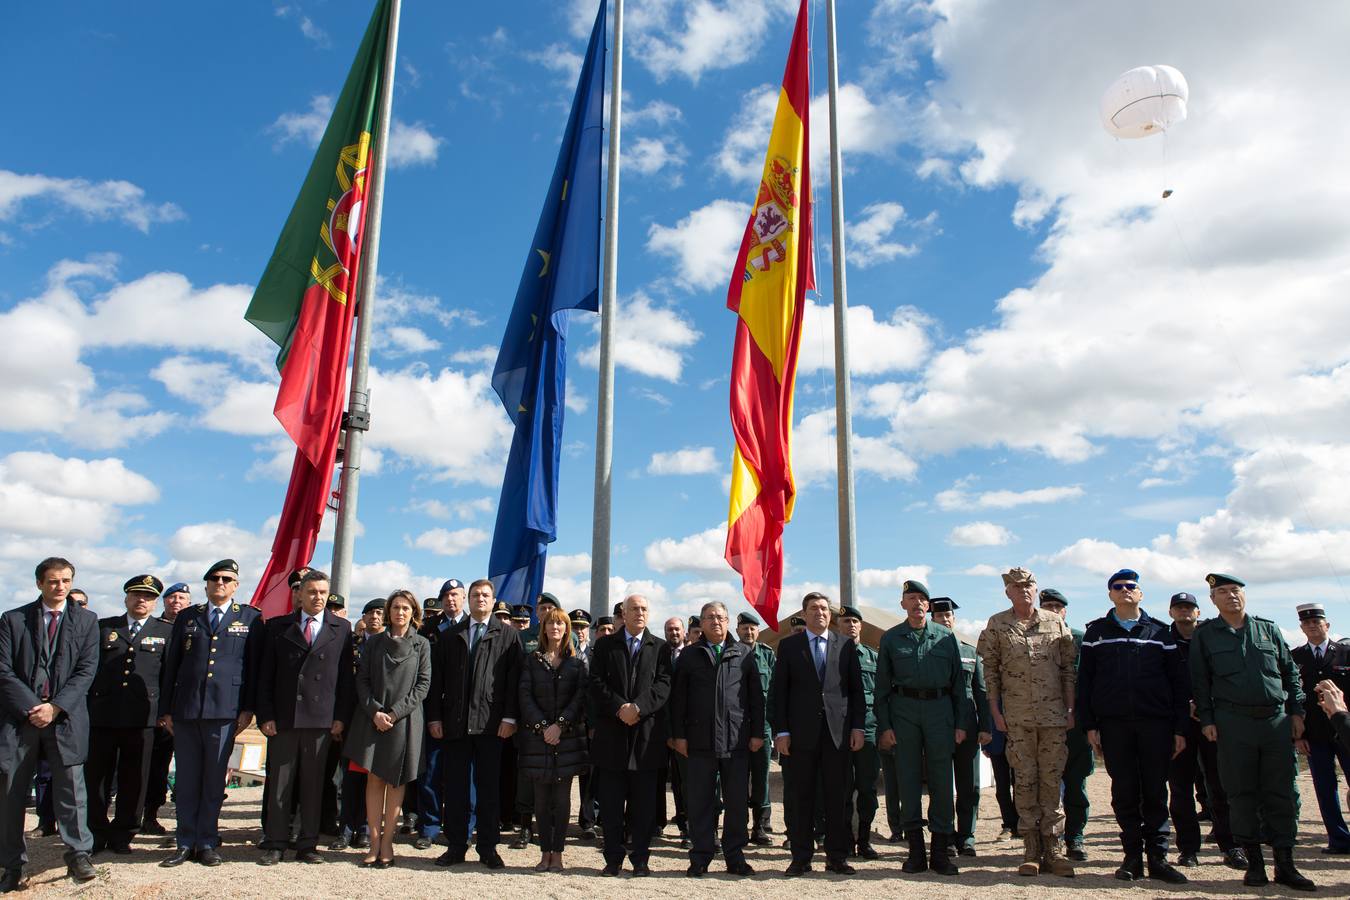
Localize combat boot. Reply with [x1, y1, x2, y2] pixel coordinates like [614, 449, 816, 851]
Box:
[1041, 834, 1075, 877]
[901, 829, 928, 873]
[1145, 850, 1188, 884]
[1017, 832, 1041, 876]
[929, 834, 958, 876]
[1242, 844, 1268, 887]
[1114, 850, 1143, 881]
[1272, 847, 1316, 891]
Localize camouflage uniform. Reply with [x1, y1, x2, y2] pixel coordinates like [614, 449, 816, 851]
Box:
[977, 607, 1076, 871]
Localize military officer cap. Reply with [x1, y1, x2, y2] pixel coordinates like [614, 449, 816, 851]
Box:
[929, 597, 959, 612]
[902, 579, 930, 598]
[492, 599, 512, 617]
[570, 609, 593, 627]
[1206, 572, 1245, 588]
[123, 574, 164, 597]
[204, 559, 239, 580]
[537, 592, 560, 609]
[362, 598, 385, 615]
[1001, 566, 1035, 585]
[838, 605, 864, 621]
[287, 566, 314, 589]
[1039, 588, 1069, 607]
[1170, 591, 1199, 608]
[423, 595, 443, 611]
[1297, 602, 1327, 622]
[510, 604, 532, 622]
[326, 593, 346, 610]
[440, 578, 464, 595]
[787, 615, 806, 628]
[737, 611, 762, 626]
[163, 582, 190, 597]
[688, 615, 701, 629]
[1107, 568, 1140, 587]
[595, 615, 614, 628]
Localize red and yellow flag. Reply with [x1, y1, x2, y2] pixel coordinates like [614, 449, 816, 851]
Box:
[724, 0, 814, 630]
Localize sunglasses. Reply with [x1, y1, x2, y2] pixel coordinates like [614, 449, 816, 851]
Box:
[1110, 582, 1139, 591]
[206, 575, 237, 584]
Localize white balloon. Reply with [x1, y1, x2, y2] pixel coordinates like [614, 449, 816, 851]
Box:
[1101, 65, 1189, 139]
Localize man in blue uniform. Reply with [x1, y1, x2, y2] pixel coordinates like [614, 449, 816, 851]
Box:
[1291, 601, 1350, 854]
[158, 559, 264, 867]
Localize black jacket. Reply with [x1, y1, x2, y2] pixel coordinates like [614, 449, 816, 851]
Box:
[770, 629, 865, 752]
[88, 614, 173, 728]
[516, 652, 589, 781]
[1077, 609, 1189, 733]
[588, 629, 672, 771]
[670, 636, 764, 756]
[427, 615, 522, 738]
[256, 610, 355, 731]
[1293, 639, 1350, 744]
[0, 600, 99, 767]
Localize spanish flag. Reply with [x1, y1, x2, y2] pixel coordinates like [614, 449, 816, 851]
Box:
[724, 0, 813, 630]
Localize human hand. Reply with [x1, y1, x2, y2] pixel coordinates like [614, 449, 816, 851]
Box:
[774, 734, 791, 757]
[498, 722, 517, 739]
[27, 703, 56, 728]
[543, 724, 562, 746]
[878, 729, 896, 751]
[673, 738, 689, 757]
[236, 711, 254, 732]
[373, 711, 394, 732]
[429, 721, 444, 740]
[260, 720, 278, 737]
[977, 731, 992, 746]
[1317, 679, 1348, 717]
[1202, 724, 1218, 742]
[750, 737, 764, 753]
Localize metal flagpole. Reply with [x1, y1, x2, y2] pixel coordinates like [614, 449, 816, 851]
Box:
[331, 0, 401, 599]
[824, 0, 859, 608]
[589, 0, 623, 622]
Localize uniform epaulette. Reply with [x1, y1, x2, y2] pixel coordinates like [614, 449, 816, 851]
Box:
[1250, 615, 1275, 625]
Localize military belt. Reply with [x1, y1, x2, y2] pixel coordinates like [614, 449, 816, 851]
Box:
[899, 686, 951, 700]
[1217, 700, 1280, 718]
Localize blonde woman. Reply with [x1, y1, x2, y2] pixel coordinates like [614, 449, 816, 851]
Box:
[342, 590, 431, 867]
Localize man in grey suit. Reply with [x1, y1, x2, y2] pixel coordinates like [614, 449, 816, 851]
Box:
[771, 592, 866, 876]
[0, 557, 100, 890]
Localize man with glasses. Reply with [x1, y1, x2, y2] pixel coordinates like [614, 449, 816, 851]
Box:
[1077, 570, 1189, 884]
[158, 559, 264, 868]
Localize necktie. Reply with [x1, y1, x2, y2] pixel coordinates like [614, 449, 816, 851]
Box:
[813, 635, 826, 681]
[713, 643, 723, 661]
[304, 616, 315, 645]
[471, 622, 484, 652]
[211, 607, 223, 634]
[130, 619, 142, 639]
[629, 635, 641, 662]
[1315, 646, 1324, 662]
[46, 611, 61, 645]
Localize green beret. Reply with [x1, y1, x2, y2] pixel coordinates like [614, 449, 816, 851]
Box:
[1206, 573, 1245, 589]
[902, 580, 930, 599]
[838, 605, 863, 621]
[787, 615, 806, 628]
[1039, 588, 1068, 607]
[688, 615, 701, 629]
[536, 592, 560, 609]
[204, 559, 239, 580]
[325, 592, 346, 609]
[737, 611, 762, 627]
[362, 598, 385, 615]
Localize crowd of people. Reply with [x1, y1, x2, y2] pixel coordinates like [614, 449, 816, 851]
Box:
[1, 555, 1349, 892]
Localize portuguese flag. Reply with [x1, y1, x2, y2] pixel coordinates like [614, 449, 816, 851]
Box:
[723, 0, 813, 630]
[245, 0, 392, 618]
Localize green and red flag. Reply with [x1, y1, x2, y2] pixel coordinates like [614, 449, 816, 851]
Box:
[724, 0, 813, 630]
[245, 0, 392, 618]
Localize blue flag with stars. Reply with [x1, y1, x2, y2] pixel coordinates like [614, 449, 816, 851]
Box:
[488, 0, 605, 609]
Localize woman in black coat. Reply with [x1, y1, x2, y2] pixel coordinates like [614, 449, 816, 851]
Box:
[517, 607, 588, 871]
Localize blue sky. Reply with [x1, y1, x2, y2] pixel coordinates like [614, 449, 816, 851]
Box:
[4, 1, 1350, 641]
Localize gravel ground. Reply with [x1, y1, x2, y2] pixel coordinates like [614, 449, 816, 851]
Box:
[15, 765, 1350, 898]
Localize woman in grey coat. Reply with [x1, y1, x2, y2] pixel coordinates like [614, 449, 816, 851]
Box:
[342, 590, 430, 867]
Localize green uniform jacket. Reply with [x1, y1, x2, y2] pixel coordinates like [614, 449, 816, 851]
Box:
[750, 641, 775, 737]
[874, 621, 974, 734]
[1190, 614, 1304, 728]
[857, 643, 878, 742]
[956, 641, 989, 736]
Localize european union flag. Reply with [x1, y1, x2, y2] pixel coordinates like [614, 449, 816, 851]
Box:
[488, 1, 605, 609]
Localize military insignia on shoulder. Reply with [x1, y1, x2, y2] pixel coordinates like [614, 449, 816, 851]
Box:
[232, 603, 240, 613]
[108, 632, 119, 642]
[185, 636, 193, 652]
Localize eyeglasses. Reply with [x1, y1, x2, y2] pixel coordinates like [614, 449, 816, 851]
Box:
[206, 575, 237, 584]
[1110, 582, 1139, 592]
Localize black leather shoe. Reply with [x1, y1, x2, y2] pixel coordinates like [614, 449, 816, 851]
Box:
[480, 850, 505, 870]
[857, 842, 880, 860]
[686, 861, 708, 877]
[435, 848, 466, 866]
[330, 836, 349, 851]
[111, 843, 133, 855]
[0, 868, 24, 893]
[601, 862, 621, 876]
[750, 829, 773, 846]
[580, 827, 597, 840]
[727, 861, 755, 876]
[412, 836, 432, 850]
[1146, 853, 1188, 884]
[91, 838, 108, 855]
[1223, 846, 1248, 870]
[509, 829, 532, 850]
[141, 819, 167, 836]
[160, 847, 194, 867]
[258, 849, 283, 866]
[1066, 842, 1087, 861]
[1176, 851, 1199, 867]
[631, 863, 651, 877]
[198, 847, 223, 867]
[297, 850, 324, 864]
[825, 859, 856, 875]
[1115, 851, 1144, 881]
[1323, 845, 1350, 855]
[785, 861, 810, 876]
[66, 853, 97, 883]
[351, 834, 370, 850]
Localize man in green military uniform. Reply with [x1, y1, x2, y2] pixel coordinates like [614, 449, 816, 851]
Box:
[838, 607, 881, 859]
[1190, 573, 1315, 890]
[736, 611, 776, 844]
[876, 580, 972, 875]
[1037, 588, 1093, 861]
[929, 598, 990, 857]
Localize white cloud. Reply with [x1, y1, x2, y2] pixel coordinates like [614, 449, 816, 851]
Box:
[269, 97, 439, 168]
[409, 527, 490, 557]
[645, 199, 748, 292]
[526, 43, 583, 76]
[628, 0, 796, 83]
[547, 552, 592, 579]
[963, 564, 1001, 577]
[797, 300, 929, 377]
[936, 483, 1085, 511]
[411, 496, 494, 521]
[387, 121, 442, 168]
[644, 524, 730, 577]
[383, 325, 441, 355]
[0, 452, 159, 542]
[948, 521, 1014, 547]
[578, 292, 701, 382]
[793, 409, 917, 487]
[648, 446, 719, 475]
[0, 169, 183, 233]
[627, 99, 684, 129]
[151, 358, 283, 437]
[269, 95, 333, 147]
[625, 137, 687, 179]
[847, 202, 920, 267]
[857, 565, 933, 590]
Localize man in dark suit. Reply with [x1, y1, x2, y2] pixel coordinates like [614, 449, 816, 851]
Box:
[158, 559, 264, 868]
[256, 570, 354, 865]
[1292, 602, 1350, 854]
[0, 556, 100, 889]
[428, 578, 521, 869]
[771, 592, 866, 876]
[142, 581, 193, 838]
[87, 575, 174, 855]
[670, 601, 764, 877]
[588, 593, 673, 877]
[412, 578, 464, 848]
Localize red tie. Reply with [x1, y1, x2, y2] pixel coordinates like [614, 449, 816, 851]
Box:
[46, 611, 60, 644]
[304, 617, 316, 645]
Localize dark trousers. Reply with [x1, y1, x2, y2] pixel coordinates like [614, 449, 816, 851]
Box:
[0, 721, 93, 869]
[952, 737, 980, 848]
[1170, 719, 1234, 853]
[415, 728, 444, 838]
[786, 724, 851, 865]
[172, 718, 237, 850]
[880, 747, 901, 835]
[1307, 737, 1350, 850]
[687, 753, 749, 867]
[577, 765, 596, 829]
[533, 777, 573, 852]
[320, 737, 341, 833]
[596, 767, 658, 868]
[143, 725, 174, 820]
[500, 739, 519, 828]
[749, 738, 771, 831]
[989, 751, 1018, 831]
[340, 766, 368, 837]
[86, 726, 154, 846]
[1215, 709, 1298, 847]
[32, 762, 54, 831]
[443, 734, 502, 853]
[1062, 727, 1094, 844]
[263, 728, 332, 852]
[514, 764, 534, 831]
[846, 741, 880, 845]
[1099, 717, 1173, 854]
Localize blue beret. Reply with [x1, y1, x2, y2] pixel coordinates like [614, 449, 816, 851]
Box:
[1107, 569, 1140, 587]
[163, 582, 190, 597]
